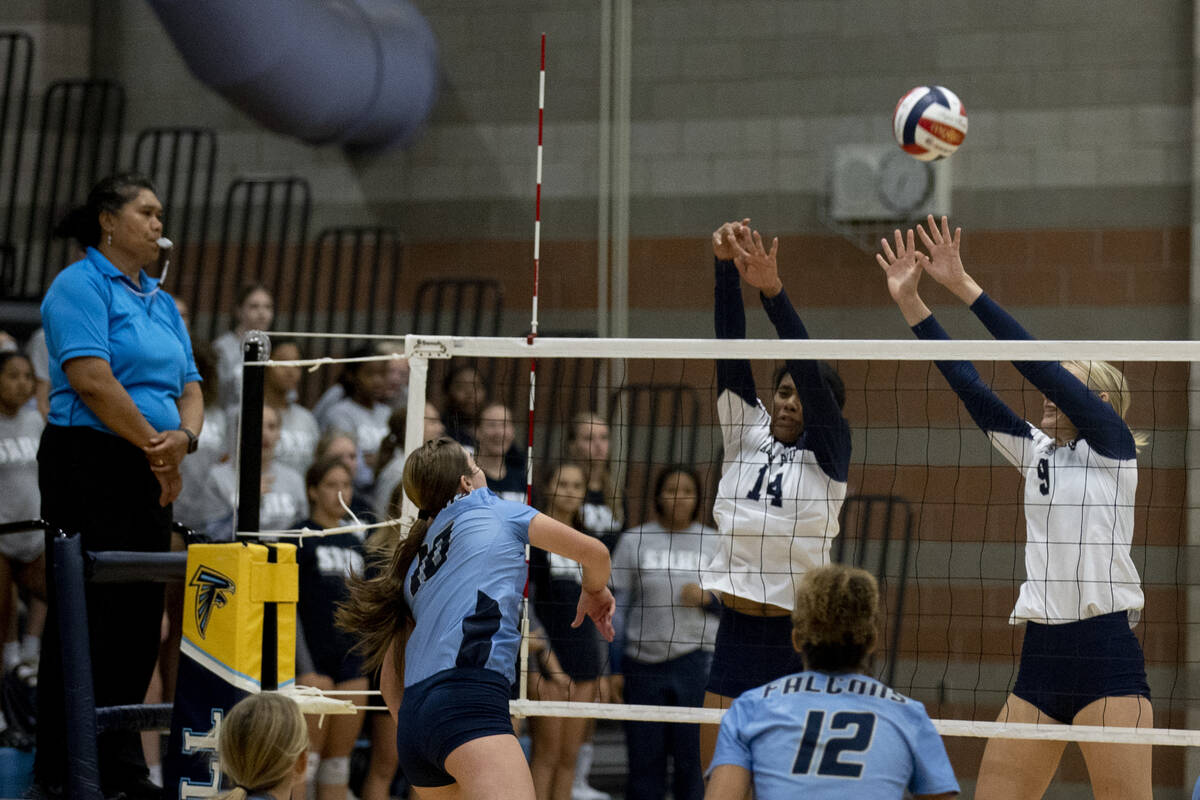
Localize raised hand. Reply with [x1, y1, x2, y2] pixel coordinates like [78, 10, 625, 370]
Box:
[876, 227, 932, 326]
[876, 228, 927, 303]
[712, 218, 751, 261]
[915, 214, 981, 304]
[729, 226, 783, 297]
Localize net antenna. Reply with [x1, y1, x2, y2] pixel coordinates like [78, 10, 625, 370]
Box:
[517, 33, 547, 705]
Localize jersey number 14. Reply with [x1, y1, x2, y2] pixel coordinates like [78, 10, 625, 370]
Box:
[746, 465, 784, 507]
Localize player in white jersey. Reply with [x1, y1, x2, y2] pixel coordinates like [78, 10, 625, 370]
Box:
[877, 216, 1152, 800]
[707, 563, 959, 800]
[700, 220, 852, 767]
[338, 437, 615, 800]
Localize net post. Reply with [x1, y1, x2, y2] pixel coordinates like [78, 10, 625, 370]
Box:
[237, 331, 269, 535]
[54, 533, 104, 799]
[401, 350, 429, 522]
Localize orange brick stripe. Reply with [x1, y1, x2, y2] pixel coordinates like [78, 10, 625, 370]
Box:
[880, 584, 1184, 666]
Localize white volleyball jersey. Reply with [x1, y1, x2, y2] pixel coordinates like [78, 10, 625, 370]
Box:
[991, 422, 1142, 624]
[701, 390, 847, 610]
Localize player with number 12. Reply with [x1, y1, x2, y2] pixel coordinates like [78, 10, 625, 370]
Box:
[706, 564, 958, 799]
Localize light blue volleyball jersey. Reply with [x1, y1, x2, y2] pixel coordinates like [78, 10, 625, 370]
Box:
[403, 488, 537, 686]
[712, 671, 959, 799]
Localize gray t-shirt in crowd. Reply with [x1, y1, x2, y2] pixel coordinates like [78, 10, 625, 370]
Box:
[175, 406, 231, 531]
[0, 408, 44, 524]
[212, 330, 242, 409]
[611, 520, 720, 664]
[373, 453, 406, 522]
[199, 459, 307, 541]
[323, 398, 390, 458]
[275, 403, 320, 477]
[312, 383, 344, 429]
[25, 329, 48, 381]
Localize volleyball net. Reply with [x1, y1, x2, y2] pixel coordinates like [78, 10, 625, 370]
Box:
[240, 332, 1200, 754]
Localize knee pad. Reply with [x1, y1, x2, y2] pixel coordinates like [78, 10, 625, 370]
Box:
[316, 756, 350, 785]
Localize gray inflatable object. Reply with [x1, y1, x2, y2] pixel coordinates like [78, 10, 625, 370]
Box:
[147, 0, 439, 150]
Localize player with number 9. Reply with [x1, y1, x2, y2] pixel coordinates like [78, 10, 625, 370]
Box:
[700, 219, 852, 767]
[705, 564, 959, 800]
[337, 437, 616, 799]
[876, 216, 1152, 800]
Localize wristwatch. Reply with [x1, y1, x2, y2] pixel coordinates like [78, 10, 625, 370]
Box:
[180, 427, 199, 454]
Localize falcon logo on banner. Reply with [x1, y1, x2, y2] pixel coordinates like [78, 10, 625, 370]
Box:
[189, 565, 235, 639]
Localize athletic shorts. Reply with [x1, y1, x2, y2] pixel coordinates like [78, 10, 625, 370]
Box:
[537, 579, 605, 682]
[706, 606, 804, 698]
[304, 625, 364, 684]
[394, 667, 515, 788]
[1012, 610, 1150, 724]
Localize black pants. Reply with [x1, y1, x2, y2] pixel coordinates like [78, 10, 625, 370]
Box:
[36, 425, 171, 794]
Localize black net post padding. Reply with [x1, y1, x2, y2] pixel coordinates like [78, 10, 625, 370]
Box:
[96, 703, 173, 735]
[236, 331, 280, 690]
[237, 331, 269, 536]
[262, 544, 278, 691]
[52, 533, 104, 800]
[86, 551, 187, 584]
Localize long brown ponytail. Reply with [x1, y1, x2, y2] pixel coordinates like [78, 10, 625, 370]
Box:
[336, 437, 471, 673]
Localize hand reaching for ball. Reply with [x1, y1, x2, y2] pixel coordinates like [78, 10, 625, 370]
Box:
[712, 218, 751, 260]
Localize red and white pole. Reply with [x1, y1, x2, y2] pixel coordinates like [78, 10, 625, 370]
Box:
[519, 33, 546, 705]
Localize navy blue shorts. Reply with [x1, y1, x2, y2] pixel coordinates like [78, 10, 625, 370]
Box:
[394, 667, 515, 787]
[306, 634, 364, 685]
[705, 606, 804, 698]
[537, 579, 605, 682]
[1012, 611, 1150, 724]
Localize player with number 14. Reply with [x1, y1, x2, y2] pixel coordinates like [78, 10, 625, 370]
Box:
[699, 218, 852, 767]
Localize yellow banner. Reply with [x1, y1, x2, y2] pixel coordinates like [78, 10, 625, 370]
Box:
[181, 542, 298, 691]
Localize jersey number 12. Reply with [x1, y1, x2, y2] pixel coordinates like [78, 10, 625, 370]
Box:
[791, 709, 876, 778]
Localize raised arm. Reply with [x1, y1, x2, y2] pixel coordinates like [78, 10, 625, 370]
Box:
[529, 512, 616, 641]
[713, 219, 758, 407]
[877, 227, 1026, 438]
[733, 225, 851, 479]
[919, 215, 1132, 457]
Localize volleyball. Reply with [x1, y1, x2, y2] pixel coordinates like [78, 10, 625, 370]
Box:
[892, 85, 968, 161]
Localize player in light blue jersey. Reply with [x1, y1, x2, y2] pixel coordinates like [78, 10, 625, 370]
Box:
[706, 564, 958, 800]
[338, 436, 615, 800]
[877, 216, 1152, 800]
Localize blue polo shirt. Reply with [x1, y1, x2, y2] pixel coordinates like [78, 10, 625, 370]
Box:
[41, 247, 199, 434]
